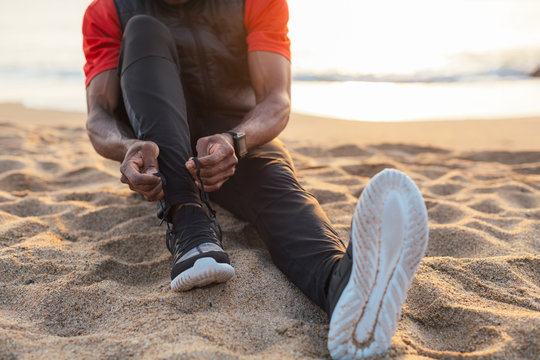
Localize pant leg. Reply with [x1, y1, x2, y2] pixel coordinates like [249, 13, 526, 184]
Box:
[211, 139, 346, 312]
[118, 15, 200, 208]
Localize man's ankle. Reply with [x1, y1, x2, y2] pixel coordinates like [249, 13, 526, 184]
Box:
[170, 202, 201, 219]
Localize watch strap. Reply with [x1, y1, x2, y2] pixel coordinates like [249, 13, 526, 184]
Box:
[226, 130, 248, 158]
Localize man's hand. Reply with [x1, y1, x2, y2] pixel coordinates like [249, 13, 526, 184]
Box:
[186, 133, 238, 192]
[120, 140, 164, 201]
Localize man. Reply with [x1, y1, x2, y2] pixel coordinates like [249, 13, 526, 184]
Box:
[82, 0, 429, 358]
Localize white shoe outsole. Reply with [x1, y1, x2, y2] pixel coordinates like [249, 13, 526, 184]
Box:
[328, 169, 429, 359]
[170, 257, 235, 292]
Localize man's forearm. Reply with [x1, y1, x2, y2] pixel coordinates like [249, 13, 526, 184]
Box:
[85, 69, 139, 162]
[86, 107, 137, 162]
[229, 51, 291, 151]
[232, 90, 290, 150]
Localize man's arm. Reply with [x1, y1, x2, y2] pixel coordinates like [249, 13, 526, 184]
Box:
[233, 50, 291, 149]
[86, 69, 135, 161]
[186, 51, 291, 192]
[86, 69, 163, 201]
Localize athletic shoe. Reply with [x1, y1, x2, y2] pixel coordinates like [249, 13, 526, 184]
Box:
[327, 169, 429, 359]
[167, 205, 235, 291]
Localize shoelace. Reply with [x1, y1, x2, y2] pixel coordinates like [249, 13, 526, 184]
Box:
[155, 158, 223, 254]
[191, 157, 222, 239]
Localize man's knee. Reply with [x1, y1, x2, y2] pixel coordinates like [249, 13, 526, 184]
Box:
[121, 15, 177, 66]
[124, 15, 170, 41]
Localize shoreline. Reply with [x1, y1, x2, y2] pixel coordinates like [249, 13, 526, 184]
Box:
[1, 102, 539, 151]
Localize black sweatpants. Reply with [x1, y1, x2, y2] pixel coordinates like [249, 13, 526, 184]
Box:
[118, 15, 346, 313]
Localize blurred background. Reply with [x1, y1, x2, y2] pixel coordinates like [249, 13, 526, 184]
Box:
[1, 0, 539, 121]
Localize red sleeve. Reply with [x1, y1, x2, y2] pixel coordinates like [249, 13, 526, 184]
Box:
[245, 0, 291, 61]
[82, 0, 122, 87]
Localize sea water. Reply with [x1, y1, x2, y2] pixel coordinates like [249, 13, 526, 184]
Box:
[1, 0, 539, 121]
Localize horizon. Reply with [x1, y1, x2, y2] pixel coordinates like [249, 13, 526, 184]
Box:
[0, 0, 539, 120]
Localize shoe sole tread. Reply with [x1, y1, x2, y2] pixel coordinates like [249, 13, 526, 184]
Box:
[171, 257, 235, 292]
[328, 169, 429, 359]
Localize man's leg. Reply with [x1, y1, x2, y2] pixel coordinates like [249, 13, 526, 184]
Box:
[211, 140, 347, 310]
[118, 15, 198, 209]
[118, 15, 234, 291]
[212, 140, 429, 358]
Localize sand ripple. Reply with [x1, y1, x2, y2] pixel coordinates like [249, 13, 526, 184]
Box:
[0, 120, 538, 359]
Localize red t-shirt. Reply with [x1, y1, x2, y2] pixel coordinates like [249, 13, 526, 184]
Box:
[82, 0, 291, 87]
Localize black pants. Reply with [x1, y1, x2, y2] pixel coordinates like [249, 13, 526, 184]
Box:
[119, 15, 346, 313]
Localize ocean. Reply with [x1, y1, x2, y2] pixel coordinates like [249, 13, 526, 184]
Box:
[1, 0, 540, 121]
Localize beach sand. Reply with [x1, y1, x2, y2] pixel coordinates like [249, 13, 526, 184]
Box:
[0, 102, 538, 359]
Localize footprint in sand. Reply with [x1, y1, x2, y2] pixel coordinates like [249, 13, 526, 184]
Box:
[427, 183, 464, 197]
[0, 219, 48, 245]
[0, 172, 50, 192]
[403, 265, 512, 357]
[514, 165, 540, 175]
[460, 151, 540, 165]
[468, 198, 505, 214]
[57, 166, 117, 187]
[341, 163, 396, 178]
[97, 234, 166, 264]
[328, 144, 371, 157]
[428, 203, 466, 224]
[63, 205, 151, 233]
[499, 192, 539, 209]
[308, 187, 350, 204]
[0, 159, 26, 172]
[0, 197, 73, 218]
[81, 257, 169, 286]
[426, 226, 502, 258]
[369, 144, 450, 155]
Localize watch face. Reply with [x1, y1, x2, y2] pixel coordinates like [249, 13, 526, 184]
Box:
[234, 131, 245, 139]
[227, 130, 243, 139]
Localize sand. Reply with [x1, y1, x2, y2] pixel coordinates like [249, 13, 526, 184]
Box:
[0, 102, 538, 359]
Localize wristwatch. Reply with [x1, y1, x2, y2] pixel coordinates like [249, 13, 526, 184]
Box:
[226, 129, 248, 158]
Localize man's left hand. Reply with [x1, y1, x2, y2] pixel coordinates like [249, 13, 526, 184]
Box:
[186, 133, 238, 192]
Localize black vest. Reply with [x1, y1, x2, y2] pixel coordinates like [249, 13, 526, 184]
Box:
[114, 0, 255, 120]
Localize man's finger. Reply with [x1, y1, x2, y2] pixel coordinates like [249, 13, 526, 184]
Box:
[121, 167, 161, 197]
[129, 178, 163, 199]
[203, 180, 226, 193]
[199, 144, 236, 164]
[155, 189, 165, 201]
[142, 178, 162, 194]
[186, 156, 232, 180]
[139, 142, 160, 172]
[185, 158, 197, 180]
[197, 147, 233, 168]
[197, 156, 237, 178]
[200, 169, 235, 189]
[131, 173, 161, 187]
[144, 185, 164, 201]
[123, 164, 160, 186]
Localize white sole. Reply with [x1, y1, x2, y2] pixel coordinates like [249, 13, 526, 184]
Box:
[170, 257, 235, 292]
[328, 169, 428, 359]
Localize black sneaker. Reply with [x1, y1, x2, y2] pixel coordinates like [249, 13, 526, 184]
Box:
[166, 205, 235, 291]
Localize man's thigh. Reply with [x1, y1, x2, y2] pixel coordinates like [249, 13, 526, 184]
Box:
[210, 138, 300, 222]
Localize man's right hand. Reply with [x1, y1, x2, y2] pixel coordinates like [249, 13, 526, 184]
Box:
[120, 140, 164, 201]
